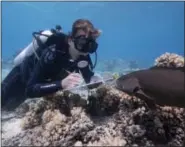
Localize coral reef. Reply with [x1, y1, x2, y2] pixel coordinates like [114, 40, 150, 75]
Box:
[2, 52, 185, 146]
[155, 52, 184, 68]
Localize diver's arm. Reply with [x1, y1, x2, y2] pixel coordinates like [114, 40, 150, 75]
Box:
[25, 49, 63, 98]
[78, 55, 94, 83]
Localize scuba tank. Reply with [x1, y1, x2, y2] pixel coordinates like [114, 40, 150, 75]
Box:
[13, 30, 53, 66]
[13, 25, 98, 70]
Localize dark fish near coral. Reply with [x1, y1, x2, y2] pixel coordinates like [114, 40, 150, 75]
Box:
[116, 66, 185, 108]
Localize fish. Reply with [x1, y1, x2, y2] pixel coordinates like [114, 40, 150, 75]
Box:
[116, 66, 185, 108]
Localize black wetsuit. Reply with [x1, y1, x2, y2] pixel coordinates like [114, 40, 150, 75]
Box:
[1, 32, 95, 110]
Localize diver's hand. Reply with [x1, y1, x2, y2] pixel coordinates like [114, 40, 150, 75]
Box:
[61, 73, 83, 90]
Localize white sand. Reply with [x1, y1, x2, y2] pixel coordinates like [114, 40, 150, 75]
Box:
[1, 112, 22, 140]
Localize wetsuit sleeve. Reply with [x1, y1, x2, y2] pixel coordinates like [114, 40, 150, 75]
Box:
[25, 48, 63, 98]
[78, 55, 94, 83]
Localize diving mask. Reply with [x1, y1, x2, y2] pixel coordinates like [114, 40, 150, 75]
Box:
[73, 35, 98, 54]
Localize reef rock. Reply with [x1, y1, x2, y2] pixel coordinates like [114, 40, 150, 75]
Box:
[2, 86, 185, 146]
[2, 53, 185, 146]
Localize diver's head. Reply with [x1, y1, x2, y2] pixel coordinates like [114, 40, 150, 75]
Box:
[68, 19, 101, 55]
[55, 25, 62, 32]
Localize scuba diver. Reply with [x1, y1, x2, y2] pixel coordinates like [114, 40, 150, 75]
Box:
[1, 19, 102, 111]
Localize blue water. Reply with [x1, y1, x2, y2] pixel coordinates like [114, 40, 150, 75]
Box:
[2, 1, 184, 70]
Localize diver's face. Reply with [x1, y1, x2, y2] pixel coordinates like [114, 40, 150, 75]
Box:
[72, 29, 92, 55]
[69, 28, 99, 58]
[68, 33, 88, 60]
[75, 29, 89, 38]
[74, 29, 89, 52]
